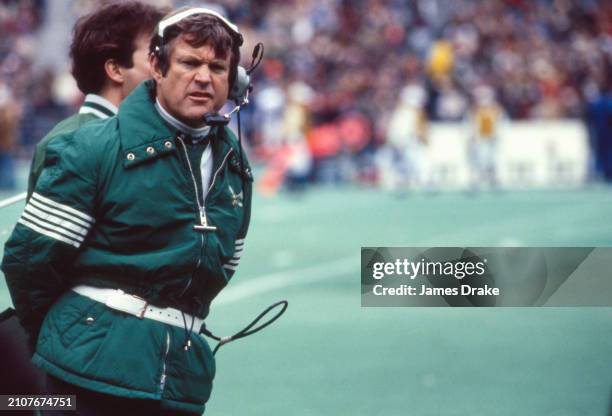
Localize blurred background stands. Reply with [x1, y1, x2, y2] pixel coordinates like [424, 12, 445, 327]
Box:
[0, 0, 610, 191]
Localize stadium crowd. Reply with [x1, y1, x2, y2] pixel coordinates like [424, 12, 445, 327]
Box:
[0, 0, 611, 189]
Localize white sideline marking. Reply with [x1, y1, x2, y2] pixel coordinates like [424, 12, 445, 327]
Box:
[216, 256, 356, 305]
[0, 192, 26, 209]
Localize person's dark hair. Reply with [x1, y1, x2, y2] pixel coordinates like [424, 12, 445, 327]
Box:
[70, 1, 163, 94]
[150, 12, 241, 88]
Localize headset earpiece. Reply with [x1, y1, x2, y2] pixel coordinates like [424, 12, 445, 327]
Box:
[229, 66, 250, 103]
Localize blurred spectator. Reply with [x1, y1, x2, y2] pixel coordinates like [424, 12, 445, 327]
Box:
[252, 59, 286, 154]
[586, 64, 612, 180]
[1, 0, 54, 161]
[19, 68, 70, 150]
[337, 109, 375, 183]
[0, 82, 20, 190]
[308, 122, 343, 183]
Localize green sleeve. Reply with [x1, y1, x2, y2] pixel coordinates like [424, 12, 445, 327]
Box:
[1, 132, 98, 345]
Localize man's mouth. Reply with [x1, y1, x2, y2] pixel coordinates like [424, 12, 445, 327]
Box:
[188, 92, 213, 102]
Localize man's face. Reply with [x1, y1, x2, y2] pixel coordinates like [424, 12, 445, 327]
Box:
[151, 35, 231, 127]
[121, 34, 152, 99]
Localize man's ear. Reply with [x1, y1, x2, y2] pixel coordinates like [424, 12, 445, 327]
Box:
[104, 59, 124, 85]
[149, 53, 163, 83]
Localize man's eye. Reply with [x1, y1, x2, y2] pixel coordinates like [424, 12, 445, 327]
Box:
[211, 64, 227, 72]
[182, 60, 198, 67]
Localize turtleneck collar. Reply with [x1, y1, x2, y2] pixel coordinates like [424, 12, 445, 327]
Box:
[155, 98, 210, 139]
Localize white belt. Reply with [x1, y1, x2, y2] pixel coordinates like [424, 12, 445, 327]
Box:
[72, 285, 203, 330]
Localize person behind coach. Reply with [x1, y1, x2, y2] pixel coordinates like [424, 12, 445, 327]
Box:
[27, 1, 164, 196]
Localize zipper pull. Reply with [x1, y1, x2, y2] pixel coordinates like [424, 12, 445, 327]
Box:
[194, 207, 217, 232]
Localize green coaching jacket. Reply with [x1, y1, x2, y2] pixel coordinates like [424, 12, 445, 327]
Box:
[27, 94, 117, 198]
[1, 81, 253, 413]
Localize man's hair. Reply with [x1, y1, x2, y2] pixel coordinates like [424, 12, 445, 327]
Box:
[70, 1, 163, 94]
[150, 11, 241, 88]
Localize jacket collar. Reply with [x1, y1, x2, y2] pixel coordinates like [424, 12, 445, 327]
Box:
[118, 80, 174, 149]
[119, 80, 233, 169]
[79, 94, 117, 119]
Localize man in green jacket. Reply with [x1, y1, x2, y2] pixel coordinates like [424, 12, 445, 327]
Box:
[2, 6, 252, 415]
[27, 1, 163, 197]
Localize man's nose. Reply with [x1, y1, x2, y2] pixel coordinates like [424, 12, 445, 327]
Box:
[194, 65, 212, 84]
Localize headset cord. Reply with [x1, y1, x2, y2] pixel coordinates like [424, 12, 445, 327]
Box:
[181, 309, 197, 351]
[237, 110, 246, 185]
[200, 300, 288, 355]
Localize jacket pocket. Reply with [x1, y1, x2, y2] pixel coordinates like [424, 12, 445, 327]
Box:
[39, 291, 106, 349]
[60, 302, 108, 348]
[36, 292, 116, 375]
[38, 296, 164, 396]
[84, 315, 166, 394]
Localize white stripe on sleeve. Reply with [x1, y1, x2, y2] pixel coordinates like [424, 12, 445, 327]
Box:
[17, 218, 81, 248]
[29, 198, 93, 229]
[24, 204, 89, 236]
[17, 194, 94, 248]
[21, 212, 85, 243]
[224, 239, 245, 271]
[31, 193, 94, 224]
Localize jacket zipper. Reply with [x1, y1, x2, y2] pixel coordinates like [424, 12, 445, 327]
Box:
[176, 136, 233, 296]
[176, 135, 203, 297]
[159, 330, 170, 392]
[205, 148, 234, 206]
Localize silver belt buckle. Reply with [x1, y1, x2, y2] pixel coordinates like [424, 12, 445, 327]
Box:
[105, 290, 148, 319]
[131, 294, 149, 319]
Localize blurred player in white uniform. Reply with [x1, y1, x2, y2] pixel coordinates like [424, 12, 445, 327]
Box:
[379, 84, 429, 191]
[468, 85, 505, 189]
